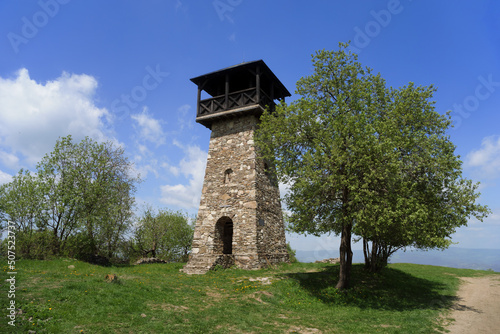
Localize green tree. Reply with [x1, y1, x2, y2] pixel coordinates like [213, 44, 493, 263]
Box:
[0, 170, 51, 258]
[134, 207, 193, 262]
[0, 170, 44, 234]
[355, 83, 489, 272]
[256, 43, 489, 288]
[0, 135, 140, 259]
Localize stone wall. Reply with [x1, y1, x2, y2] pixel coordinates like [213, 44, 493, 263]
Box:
[181, 112, 289, 274]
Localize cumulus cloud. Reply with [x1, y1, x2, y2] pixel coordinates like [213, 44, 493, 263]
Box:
[0, 170, 12, 185]
[131, 107, 165, 146]
[161, 162, 180, 177]
[0, 150, 19, 170]
[465, 135, 500, 179]
[160, 144, 207, 209]
[129, 109, 167, 179]
[0, 68, 111, 166]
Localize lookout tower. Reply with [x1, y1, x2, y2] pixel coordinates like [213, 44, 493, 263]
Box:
[181, 60, 291, 274]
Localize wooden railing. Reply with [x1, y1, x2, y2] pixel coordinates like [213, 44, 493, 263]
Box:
[197, 88, 275, 117]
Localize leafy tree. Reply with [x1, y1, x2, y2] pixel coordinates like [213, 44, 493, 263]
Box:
[354, 83, 489, 272]
[0, 170, 44, 233]
[0, 170, 52, 258]
[0, 135, 139, 260]
[134, 207, 193, 262]
[256, 43, 489, 288]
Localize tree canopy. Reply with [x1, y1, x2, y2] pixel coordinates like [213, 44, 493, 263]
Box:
[256, 43, 489, 288]
[134, 206, 193, 262]
[0, 135, 140, 261]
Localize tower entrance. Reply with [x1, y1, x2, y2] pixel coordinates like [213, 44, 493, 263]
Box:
[215, 217, 233, 255]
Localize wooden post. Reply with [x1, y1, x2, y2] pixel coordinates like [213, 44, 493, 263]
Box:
[197, 87, 201, 116]
[225, 74, 229, 109]
[256, 65, 261, 104]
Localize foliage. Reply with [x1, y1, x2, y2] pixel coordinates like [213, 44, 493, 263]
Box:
[134, 207, 193, 262]
[0, 230, 55, 260]
[5, 258, 498, 333]
[0, 169, 43, 234]
[256, 43, 489, 286]
[286, 242, 298, 263]
[0, 135, 140, 261]
[355, 82, 489, 272]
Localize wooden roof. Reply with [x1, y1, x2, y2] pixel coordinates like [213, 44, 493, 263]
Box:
[190, 60, 291, 99]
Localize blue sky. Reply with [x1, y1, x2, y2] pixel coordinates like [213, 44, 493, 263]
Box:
[0, 0, 499, 252]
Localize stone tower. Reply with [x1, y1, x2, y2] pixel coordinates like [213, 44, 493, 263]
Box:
[181, 60, 291, 274]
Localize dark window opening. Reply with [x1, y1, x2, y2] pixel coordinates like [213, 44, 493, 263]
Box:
[224, 168, 233, 184]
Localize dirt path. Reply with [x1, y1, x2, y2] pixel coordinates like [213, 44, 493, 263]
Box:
[444, 275, 500, 333]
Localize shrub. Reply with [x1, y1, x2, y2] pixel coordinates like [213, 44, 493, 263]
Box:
[286, 242, 298, 263]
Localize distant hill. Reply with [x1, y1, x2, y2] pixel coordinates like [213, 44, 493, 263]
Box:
[295, 247, 500, 272]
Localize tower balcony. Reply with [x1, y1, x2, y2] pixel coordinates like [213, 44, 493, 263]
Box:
[190, 60, 291, 129]
[196, 87, 275, 121]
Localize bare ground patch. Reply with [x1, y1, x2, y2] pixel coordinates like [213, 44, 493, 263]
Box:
[147, 302, 189, 312]
[245, 290, 274, 304]
[286, 325, 323, 333]
[442, 275, 500, 333]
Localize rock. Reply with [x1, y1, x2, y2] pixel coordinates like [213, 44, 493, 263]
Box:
[134, 258, 168, 265]
[315, 258, 340, 264]
[248, 277, 277, 285]
[243, 201, 257, 209]
[220, 193, 231, 201]
[105, 274, 118, 283]
[68, 265, 75, 269]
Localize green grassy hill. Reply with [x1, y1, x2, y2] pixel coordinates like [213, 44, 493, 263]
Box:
[1, 259, 498, 333]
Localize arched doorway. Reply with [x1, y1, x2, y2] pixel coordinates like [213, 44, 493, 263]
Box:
[214, 217, 233, 254]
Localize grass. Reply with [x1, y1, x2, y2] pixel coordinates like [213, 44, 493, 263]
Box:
[1, 259, 498, 333]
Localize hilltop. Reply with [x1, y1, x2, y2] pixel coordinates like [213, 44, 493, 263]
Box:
[2, 259, 499, 333]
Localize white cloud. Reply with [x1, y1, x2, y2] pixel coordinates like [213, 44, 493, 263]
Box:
[160, 144, 207, 209]
[161, 162, 180, 177]
[0, 68, 111, 166]
[176, 104, 194, 131]
[279, 182, 291, 200]
[129, 109, 166, 180]
[137, 143, 149, 155]
[134, 161, 159, 179]
[0, 170, 12, 185]
[485, 210, 500, 225]
[465, 135, 500, 179]
[0, 150, 20, 170]
[131, 107, 165, 146]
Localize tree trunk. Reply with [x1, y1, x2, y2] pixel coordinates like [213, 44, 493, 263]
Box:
[52, 228, 60, 256]
[152, 241, 157, 258]
[370, 240, 378, 273]
[336, 221, 352, 290]
[363, 239, 394, 272]
[363, 238, 370, 269]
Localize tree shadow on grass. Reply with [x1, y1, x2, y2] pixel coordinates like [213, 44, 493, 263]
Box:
[283, 264, 458, 311]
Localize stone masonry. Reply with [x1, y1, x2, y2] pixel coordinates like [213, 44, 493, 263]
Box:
[181, 112, 289, 274]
